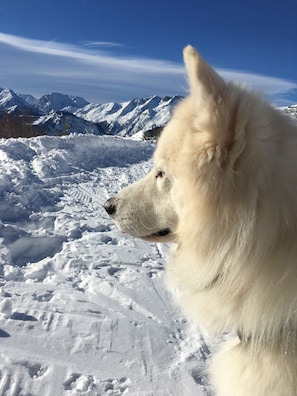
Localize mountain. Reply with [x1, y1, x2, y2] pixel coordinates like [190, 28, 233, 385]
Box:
[36, 92, 89, 113]
[33, 110, 103, 136]
[0, 88, 184, 139]
[18, 93, 38, 107]
[0, 88, 40, 116]
[0, 89, 100, 138]
[75, 95, 183, 137]
[31, 94, 183, 138]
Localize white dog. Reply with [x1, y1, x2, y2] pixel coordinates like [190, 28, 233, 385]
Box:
[104, 46, 297, 396]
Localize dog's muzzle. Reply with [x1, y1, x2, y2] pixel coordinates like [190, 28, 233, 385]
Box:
[104, 197, 174, 242]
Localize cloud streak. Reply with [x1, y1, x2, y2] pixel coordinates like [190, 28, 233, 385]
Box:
[0, 32, 296, 105]
[81, 41, 126, 48]
[0, 32, 182, 74]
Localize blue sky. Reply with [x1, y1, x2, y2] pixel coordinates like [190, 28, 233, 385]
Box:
[0, 0, 296, 106]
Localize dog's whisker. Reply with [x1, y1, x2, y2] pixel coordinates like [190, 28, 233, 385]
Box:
[139, 219, 155, 231]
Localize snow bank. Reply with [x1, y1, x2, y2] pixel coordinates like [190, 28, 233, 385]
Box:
[0, 134, 211, 395]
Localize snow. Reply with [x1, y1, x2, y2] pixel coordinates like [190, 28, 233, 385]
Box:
[0, 134, 212, 395]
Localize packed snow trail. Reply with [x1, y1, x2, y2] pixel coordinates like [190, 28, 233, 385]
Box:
[0, 134, 212, 395]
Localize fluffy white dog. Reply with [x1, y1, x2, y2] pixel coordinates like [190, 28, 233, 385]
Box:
[104, 46, 297, 396]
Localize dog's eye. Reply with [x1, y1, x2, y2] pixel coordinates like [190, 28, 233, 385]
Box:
[156, 170, 165, 179]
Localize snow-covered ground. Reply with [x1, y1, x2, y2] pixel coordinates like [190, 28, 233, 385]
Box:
[0, 134, 212, 396]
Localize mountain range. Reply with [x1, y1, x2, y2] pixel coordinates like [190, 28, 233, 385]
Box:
[0, 88, 182, 139]
[0, 87, 296, 139]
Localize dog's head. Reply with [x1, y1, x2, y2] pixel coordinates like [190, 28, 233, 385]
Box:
[104, 46, 264, 245]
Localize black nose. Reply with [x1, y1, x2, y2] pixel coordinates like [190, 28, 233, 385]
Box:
[104, 197, 116, 215]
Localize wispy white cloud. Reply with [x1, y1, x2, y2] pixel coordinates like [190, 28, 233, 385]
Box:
[0, 32, 182, 74]
[219, 69, 297, 106]
[0, 32, 296, 105]
[221, 69, 297, 95]
[81, 41, 125, 48]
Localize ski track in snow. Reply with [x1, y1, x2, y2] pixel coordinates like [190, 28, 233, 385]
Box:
[0, 134, 213, 396]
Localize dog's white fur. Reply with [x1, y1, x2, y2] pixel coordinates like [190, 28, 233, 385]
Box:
[105, 46, 297, 395]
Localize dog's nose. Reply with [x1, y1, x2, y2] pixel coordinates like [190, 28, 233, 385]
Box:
[104, 197, 117, 216]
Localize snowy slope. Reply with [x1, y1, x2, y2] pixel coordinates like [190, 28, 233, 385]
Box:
[0, 134, 212, 396]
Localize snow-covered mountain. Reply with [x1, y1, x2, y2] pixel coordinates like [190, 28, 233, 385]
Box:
[36, 92, 89, 113]
[33, 110, 104, 136]
[75, 95, 183, 137]
[0, 88, 183, 138]
[0, 87, 296, 139]
[0, 88, 40, 116]
[18, 93, 38, 107]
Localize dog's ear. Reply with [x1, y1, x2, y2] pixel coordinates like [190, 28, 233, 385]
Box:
[183, 45, 225, 101]
[183, 46, 234, 144]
